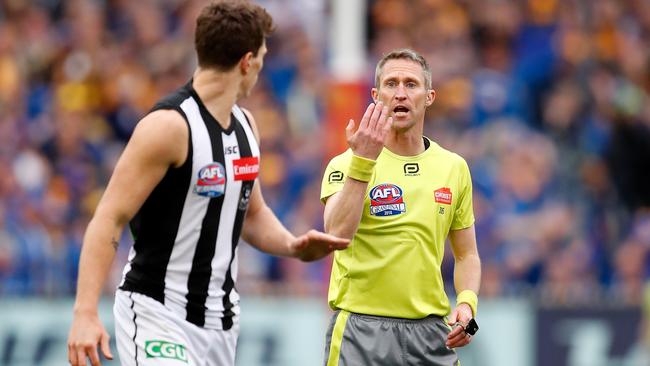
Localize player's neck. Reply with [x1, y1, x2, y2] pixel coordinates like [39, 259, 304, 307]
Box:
[192, 68, 241, 129]
[384, 127, 425, 156]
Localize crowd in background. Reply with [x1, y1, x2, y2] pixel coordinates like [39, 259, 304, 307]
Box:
[0, 0, 649, 306]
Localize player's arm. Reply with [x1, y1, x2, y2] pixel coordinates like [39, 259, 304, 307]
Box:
[446, 224, 481, 348]
[239, 109, 348, 261]
[68, 110, 188, 366]
[323, 102, 392, 239]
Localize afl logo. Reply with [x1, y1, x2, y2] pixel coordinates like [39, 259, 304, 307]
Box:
[369, 183, 406, 216]
[194, 162, 226, 197]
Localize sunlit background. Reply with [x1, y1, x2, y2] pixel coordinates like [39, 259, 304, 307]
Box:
[0, 0, 649, 365]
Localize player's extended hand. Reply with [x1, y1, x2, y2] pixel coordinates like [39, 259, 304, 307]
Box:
[290, 229, 350, 261]
[445, 303, 474, 348]
[68, 311, 113, 366]
[346, 102, 393, 160]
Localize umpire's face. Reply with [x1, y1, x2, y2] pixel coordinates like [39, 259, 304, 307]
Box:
[371, 59, 435, 132]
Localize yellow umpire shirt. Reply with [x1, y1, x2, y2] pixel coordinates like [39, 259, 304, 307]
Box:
[320, 137, 475, 319]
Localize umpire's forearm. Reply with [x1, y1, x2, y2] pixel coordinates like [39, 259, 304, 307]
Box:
[324, 178, 368, 239]
[453, 253, 481, 295]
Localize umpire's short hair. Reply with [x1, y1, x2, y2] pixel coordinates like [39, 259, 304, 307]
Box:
[375, 48, 432, 90]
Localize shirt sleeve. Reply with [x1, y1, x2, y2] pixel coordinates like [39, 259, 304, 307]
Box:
[451, 157, 475, 230]
[320, 151, 351, 204]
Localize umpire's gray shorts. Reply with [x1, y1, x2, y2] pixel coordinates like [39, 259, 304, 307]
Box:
[323, 310, 460, 366]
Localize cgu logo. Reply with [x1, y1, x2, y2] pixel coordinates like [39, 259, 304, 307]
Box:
[145, 340, 189, 363]
[370, 184, 403, 204]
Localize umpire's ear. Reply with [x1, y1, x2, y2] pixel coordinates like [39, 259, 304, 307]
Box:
[425, 89, 436, 107]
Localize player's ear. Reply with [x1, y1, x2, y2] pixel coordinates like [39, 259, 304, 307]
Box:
[240, 52, 254, 74]
[371, 88, 379, 103]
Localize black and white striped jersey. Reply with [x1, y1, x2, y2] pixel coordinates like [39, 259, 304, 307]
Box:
[119, 81, 260, 330]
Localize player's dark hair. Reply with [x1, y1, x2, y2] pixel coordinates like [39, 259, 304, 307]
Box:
[375, 48, 432, 90]
[195, 1, 275, 71]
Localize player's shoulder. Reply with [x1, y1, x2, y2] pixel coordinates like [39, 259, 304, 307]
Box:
[124, 109, 188, 167]
[151, 82, 193, 111]
[236, 106, 260, 141]
[139, 109, 187, 132]
[235, 105, 253, 124]
[132, 109, 188, 150]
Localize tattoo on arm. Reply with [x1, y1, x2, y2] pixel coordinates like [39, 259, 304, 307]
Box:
[111, 237, 119, 251]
